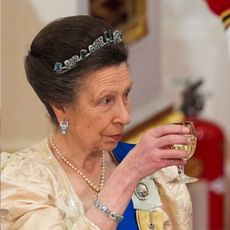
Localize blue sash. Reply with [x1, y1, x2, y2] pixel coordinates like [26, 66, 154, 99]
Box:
[113, 142, 139, 230]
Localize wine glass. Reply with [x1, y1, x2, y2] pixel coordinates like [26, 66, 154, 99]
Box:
[169, 121, 198, 184]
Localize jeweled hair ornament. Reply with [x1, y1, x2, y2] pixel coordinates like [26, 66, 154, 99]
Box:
[54, 30, 123, 74]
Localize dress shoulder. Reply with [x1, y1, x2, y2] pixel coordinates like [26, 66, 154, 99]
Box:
[0, 139, 101, 230]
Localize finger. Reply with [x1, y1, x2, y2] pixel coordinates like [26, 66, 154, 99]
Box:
[157, 134, 189, 148]
[159, 149, 188, 159]
[149, 124, 190, 138]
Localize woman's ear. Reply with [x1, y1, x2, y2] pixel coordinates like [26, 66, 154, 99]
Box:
[50, 103, 67, 122]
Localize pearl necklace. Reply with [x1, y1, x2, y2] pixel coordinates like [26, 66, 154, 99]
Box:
[49, 137, 105, 193]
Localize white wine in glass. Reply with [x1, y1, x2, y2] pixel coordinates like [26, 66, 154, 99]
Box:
[172, 134, 197, 160]
[169, 122, 198, 184]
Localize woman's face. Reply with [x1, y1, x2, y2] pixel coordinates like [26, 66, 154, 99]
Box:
[64, 63, 132, 152]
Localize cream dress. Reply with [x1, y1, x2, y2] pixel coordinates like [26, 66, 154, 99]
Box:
[0, 138, 192, 230]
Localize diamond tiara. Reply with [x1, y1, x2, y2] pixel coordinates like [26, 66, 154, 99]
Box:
[53, 30, 123, 74]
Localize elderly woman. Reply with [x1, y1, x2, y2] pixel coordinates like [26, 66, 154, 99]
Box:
[1, 16, 192, 230]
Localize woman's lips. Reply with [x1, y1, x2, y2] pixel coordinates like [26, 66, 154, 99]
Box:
[108, 134, 122, 141]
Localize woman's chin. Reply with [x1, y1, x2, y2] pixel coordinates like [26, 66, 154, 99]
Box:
[102, 141, 119, 151]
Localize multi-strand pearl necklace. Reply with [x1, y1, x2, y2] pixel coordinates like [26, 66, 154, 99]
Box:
[49, 137, 105, 193]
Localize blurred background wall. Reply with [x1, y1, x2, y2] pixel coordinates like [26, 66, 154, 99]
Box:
[1, 0, 230, 229]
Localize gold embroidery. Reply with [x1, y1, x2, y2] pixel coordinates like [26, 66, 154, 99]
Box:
[136, 209, 164, 230]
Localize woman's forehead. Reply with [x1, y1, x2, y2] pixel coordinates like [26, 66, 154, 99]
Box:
[83, 64, 132, 90]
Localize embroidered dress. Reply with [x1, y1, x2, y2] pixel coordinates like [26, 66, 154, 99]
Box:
[1, 139, 192, 230]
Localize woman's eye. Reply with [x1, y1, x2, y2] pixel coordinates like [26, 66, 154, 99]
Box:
[124, 89, 131, 98]
[100, 97, 113, 105]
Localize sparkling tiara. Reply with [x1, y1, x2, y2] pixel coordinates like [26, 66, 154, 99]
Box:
[54, 30, 123, 74]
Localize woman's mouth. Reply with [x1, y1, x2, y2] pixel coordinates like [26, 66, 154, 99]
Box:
[108, 134, 122, 141]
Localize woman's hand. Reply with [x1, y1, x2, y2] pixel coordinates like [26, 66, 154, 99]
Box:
[87, 124, 191, 229]
[123, 124, 190, 181]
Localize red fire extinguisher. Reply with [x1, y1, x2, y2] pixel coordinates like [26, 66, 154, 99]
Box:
[181, 79, 225, 230]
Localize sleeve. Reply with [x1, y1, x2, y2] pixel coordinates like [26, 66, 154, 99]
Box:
[153, 166, 193, 230]
[0, 152, 100, 230]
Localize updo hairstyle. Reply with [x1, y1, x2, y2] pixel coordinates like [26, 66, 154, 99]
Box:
[24, 15, 128, 124]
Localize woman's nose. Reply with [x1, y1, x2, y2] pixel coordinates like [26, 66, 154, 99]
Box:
[113, 101, 131, 125]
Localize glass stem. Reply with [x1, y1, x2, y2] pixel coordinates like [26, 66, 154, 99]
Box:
[178, 165, 185, 178]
